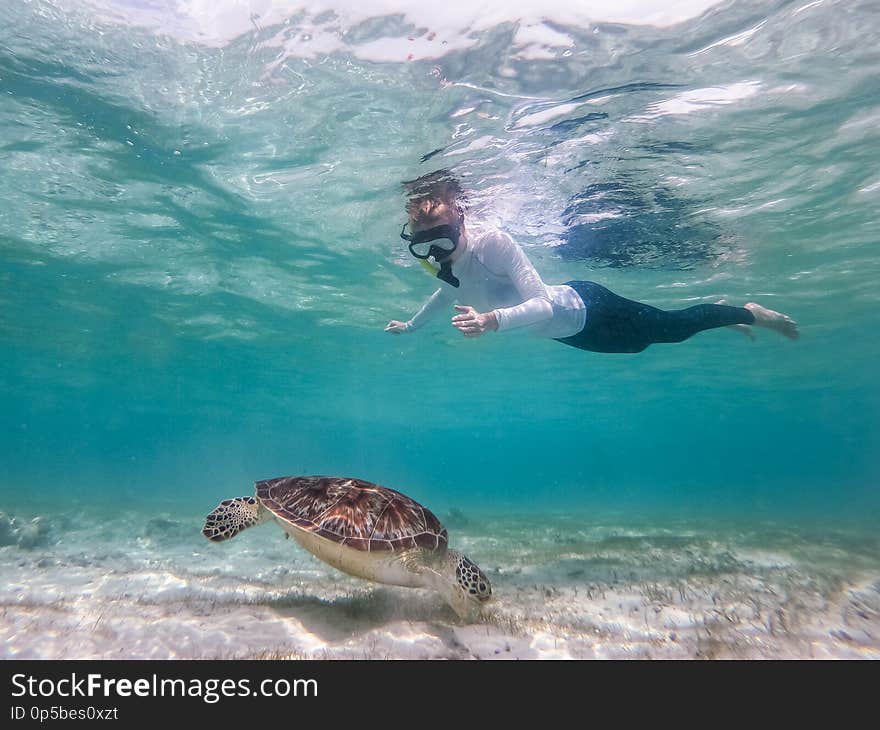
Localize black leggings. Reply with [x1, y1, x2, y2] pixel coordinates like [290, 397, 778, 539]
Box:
[555, 281, 756, 353]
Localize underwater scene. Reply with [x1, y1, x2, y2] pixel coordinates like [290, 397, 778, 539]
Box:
[1, 0, 879, 659]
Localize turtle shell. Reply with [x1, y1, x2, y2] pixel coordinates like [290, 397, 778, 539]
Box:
[256, 475, 448, 553]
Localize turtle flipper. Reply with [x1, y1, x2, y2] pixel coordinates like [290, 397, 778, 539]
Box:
[202, 497, 269, 542]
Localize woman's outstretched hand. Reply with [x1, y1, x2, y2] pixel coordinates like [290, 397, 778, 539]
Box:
[451, 305, 498, 338]
[384, 320, 408, 334]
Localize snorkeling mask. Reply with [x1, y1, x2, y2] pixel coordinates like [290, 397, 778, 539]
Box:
[400, 222, 461, 287]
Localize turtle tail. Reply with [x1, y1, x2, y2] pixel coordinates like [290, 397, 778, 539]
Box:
[202, 497, 270, 542]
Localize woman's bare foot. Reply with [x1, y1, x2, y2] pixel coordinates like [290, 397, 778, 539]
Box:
[744, 302, 799, 340]
[715, 299, 755, 340]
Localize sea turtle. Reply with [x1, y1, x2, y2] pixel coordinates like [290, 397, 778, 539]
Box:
[202, 475, 492, 620]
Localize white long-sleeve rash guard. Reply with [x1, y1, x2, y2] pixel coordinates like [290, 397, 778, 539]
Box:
[403, 228, 587, 339]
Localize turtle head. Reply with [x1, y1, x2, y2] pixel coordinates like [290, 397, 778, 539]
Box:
[203, 496, 271, 542]
[432, 549, 492, 621]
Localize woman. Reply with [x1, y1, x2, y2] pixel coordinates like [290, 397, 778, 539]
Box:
[384, 174, 798, 351]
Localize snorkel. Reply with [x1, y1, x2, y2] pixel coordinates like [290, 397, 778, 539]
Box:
[400, 221, 461, 287]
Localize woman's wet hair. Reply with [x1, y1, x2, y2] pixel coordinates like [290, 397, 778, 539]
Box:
[402, 169, 466, 224]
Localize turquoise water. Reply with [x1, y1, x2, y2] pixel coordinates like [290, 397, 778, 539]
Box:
[2, 0, 879, 530]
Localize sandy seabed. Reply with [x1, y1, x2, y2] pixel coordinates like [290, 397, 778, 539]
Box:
[1, 507, 878, 660]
